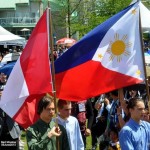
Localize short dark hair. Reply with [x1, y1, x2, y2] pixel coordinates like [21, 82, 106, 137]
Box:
[127, 98, 144, 109]
[110, 90, 118, 97]
[109, 126, 119, 137]
[37, 96, 54, 115]
[57, 99, 71, 109]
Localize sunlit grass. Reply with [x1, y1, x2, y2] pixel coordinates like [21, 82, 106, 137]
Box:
[86, 136, 99, 150]
[20, 131, 28, 150]
[21, 131, 99, 150]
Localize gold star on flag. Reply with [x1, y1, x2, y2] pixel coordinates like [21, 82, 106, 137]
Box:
[136, 70, 141, 76]
[132, 9, 136, 15]
[98, 54, 103, 59]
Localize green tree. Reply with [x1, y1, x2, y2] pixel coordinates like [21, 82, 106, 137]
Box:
[72, 0, 131, 38]
[51, 0, 132, 39]
[142, 0, 150, 9]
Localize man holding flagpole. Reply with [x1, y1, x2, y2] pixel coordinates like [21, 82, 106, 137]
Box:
[26, 96, 70, 150]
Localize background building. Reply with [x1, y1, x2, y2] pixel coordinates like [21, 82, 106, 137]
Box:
[0, 0, 63, 40]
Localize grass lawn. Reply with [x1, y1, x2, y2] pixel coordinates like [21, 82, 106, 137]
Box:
[20, 131, 28, 150]
[86, 136, 92, 149]
[21, 131, 99, 150]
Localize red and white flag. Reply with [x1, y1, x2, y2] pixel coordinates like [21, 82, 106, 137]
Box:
[0, 9, 52, 128]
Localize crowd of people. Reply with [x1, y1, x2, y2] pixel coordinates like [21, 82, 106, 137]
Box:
[24, 88, 150, 150]
[51, 44, 72, 61]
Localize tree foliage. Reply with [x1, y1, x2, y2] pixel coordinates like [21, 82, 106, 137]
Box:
[142, 0, 150, 9]
[51, 0, 134, 39]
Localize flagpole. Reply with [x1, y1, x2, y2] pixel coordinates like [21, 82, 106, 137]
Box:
[48, 2, 57, 115]
[138, 0, 150, 112]
[47, 2, 59, 150]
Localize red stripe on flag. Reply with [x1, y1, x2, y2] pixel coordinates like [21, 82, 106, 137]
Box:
[13, 94, 44, 129]
[20, 10, 52, 95]
[55, 60, 142, 100]
[12, 9, 52, 128]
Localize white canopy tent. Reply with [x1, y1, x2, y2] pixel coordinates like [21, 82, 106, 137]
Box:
[140, 2, 150, 32]
[131, 1, 150, 32]
[0, 26, 26, 46]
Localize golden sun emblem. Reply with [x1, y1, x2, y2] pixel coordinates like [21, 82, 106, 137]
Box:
[107, 33, 132, 62]
[98, 54, 103, 59]
[136, 70, 141, 76]
[132, 9, 137, 15]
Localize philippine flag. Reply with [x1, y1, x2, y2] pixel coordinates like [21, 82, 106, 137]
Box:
[55, 2, 145, 101]
[0, 9, 52, 128]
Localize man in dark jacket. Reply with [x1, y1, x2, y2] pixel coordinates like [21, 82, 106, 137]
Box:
[71, 99, 94, 148]
[26, 95, 70, 150]
[0, 73, 21, 150]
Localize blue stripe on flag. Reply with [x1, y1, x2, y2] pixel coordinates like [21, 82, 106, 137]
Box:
[55, 3, 136, 73]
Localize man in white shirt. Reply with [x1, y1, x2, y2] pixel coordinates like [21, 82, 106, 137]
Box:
[57, 99, 84, 150]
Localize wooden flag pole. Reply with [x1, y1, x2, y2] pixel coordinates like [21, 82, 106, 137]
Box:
[138, 0, 150, 112]
[47, 4, 57, 117]
[47, 2, 59, 150]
